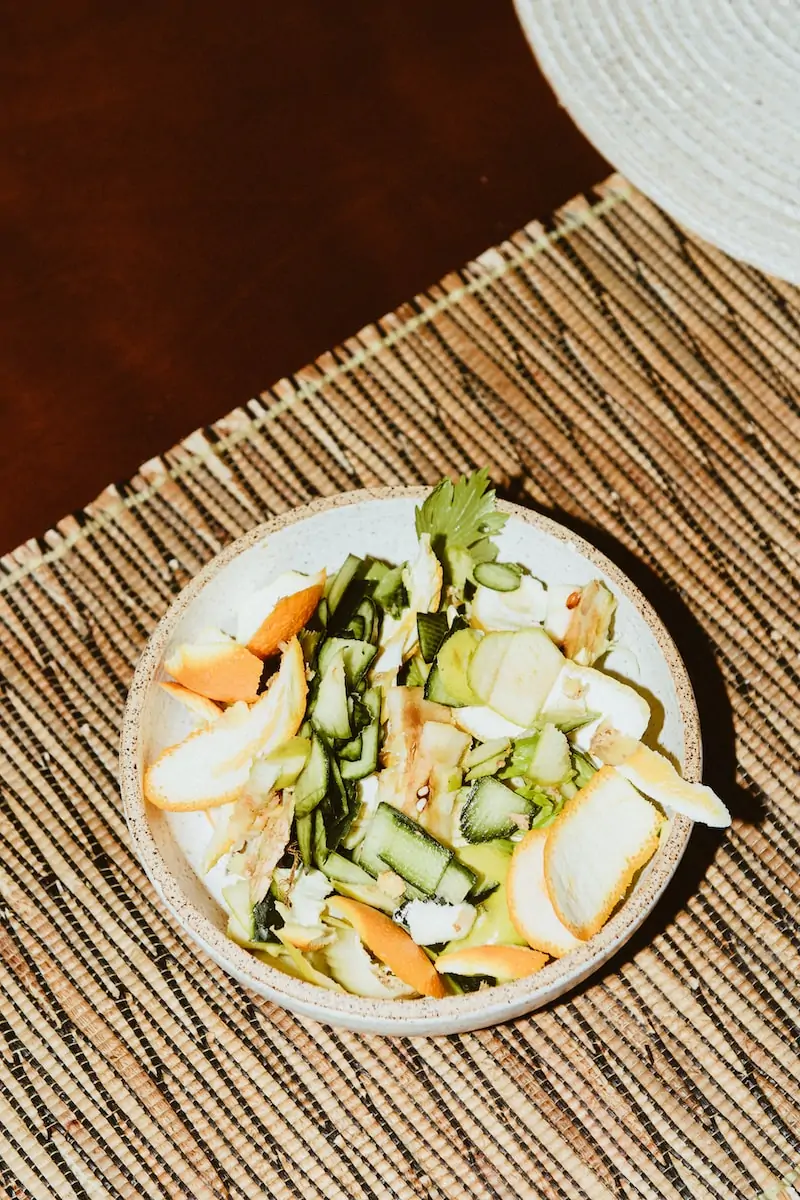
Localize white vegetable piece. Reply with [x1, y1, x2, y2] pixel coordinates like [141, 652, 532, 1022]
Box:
[403, 900, 476, 946]
[452, 706, 527, 742]
[544, 584, 578, 643]
[542, 662, 650, 752]
[471, 576, 547, 632]
[283, 869, 333, 927]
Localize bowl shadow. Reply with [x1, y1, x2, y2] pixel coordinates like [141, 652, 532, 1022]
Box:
[492, 490, 765, 1011]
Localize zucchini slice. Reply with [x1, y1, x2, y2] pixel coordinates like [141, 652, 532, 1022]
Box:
[317, 637, 376, 686]
[371, 563, 407, 616]
[321, 852, 375, 886]
[416, 611, 449, 663]
[357, 802, 452, 894]
[311, 650, 352, 740]
[296, 813, 313, 868]
[424, 663, 464, 707]
[340, 688, 381, 781]
[472, 562, 522, 592]
[436, 858, 478, 905]
[294, 734, 330, 817]
[435, 629, 481, 706]
[460, 777, 534, 842]
[327, 554, 365, 618]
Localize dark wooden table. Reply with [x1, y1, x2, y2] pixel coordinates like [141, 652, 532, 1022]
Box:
[0, 1, 606, 554]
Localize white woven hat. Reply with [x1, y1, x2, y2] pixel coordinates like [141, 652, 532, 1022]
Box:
[514, 0, 800, 283]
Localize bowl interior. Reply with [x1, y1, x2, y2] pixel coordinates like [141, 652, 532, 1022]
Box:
[122, 491, 695, 1035]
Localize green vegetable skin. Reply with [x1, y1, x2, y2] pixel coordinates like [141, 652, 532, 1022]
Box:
[435, 629, 482, 705]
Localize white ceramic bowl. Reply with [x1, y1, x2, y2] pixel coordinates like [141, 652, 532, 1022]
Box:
[120, 489, 697, 1036]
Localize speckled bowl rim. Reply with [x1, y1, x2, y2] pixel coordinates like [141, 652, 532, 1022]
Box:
[120, 488, 697, 1036]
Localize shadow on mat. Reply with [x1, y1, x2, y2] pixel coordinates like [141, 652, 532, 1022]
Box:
[494, 488, 765, 1002]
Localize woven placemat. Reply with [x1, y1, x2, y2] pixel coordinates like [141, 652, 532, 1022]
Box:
[1, 173, 798, 1200]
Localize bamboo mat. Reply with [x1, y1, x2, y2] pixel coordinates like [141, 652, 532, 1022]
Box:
[0, 173, 798, 1200]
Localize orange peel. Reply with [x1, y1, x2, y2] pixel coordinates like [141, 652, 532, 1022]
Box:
[591, 731, 731, 828]
[145, 638, 306, 812]
[164, 639, 263, 703]
[244, 570, 325, 660]
[326, 896, 447, 998]
[159, 681, 223, 723]
[507, 829, 583, 957]
[544, 766, 662, 939]
[435, 944, 547, 983]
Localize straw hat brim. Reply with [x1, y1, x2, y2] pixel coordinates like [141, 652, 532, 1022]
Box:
[514, 0, 800, 283]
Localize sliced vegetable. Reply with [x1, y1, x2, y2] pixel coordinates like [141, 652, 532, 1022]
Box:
[312, 807, 329, 868]
[403, 656, 429, 688]
[463, 737, 511, 772]
[321, 852, 373, 886]
[463, 737, 511, 782]
[352, 597, 380, 645]
[371, 563, 407, 617]
[444, 867, 526, 953]
[223, 878, 255, 943]
[416, 611, 450, 663]
[436, 858, 478, 904]
[317, 637, 376, 685]
[327, 554, 365, 618]
[338, 733, 363, 762]
[358, 802, 452, 894]
[331, 880, 399, 915]
[424, 663, 463, 707]
[472, 562, 522, 592]
[505, 725, 571, 787]
[262, 735, 311, 789]
[435, 628, 482, 706]
[571, 748, 597, 789]
[456, 839, 514, 902]
[296, 812, 313, 868]
[340, 687, 381, 781]
[467, 628, 564, 727]
[538, 709, 599, 734]
[470, 575, 547, 632]
[272, 933, 345, 991]
[294, 734, 330, 817]
[460, 777, 534, 842]
[310, 651, 351, 740]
